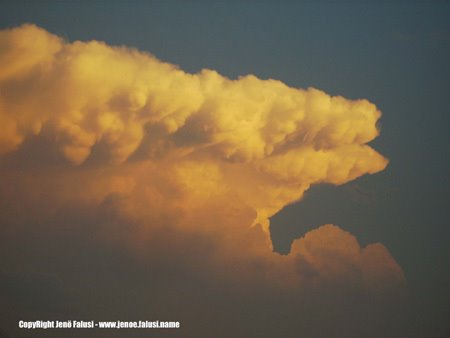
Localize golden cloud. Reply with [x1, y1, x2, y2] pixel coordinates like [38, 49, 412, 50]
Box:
[0, 24, 402, 293]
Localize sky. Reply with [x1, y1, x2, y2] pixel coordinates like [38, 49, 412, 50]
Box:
[0, 1, 449, 337]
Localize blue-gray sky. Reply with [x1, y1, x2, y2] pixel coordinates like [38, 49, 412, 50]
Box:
[0, 1, 449, 337]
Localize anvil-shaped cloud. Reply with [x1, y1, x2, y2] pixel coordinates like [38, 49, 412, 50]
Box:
[0, 25, 403, 334]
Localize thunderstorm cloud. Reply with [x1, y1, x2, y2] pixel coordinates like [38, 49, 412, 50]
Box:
[0, 24, 404, 337]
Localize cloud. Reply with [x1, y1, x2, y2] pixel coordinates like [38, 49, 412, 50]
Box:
[0, 24, 405, 337]
[291, 224, 404, 291]
[0, 24, 387, 230]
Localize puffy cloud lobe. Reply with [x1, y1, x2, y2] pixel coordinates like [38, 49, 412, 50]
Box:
[0, 24, 402, 297]
[0, 25, 384, 163]
[291, 224, 405, 290]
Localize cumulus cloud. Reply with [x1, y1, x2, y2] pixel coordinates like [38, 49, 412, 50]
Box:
[0, 24, 388, 230]
[291, 224, 404, 290]
[0, 24, 404, 337]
